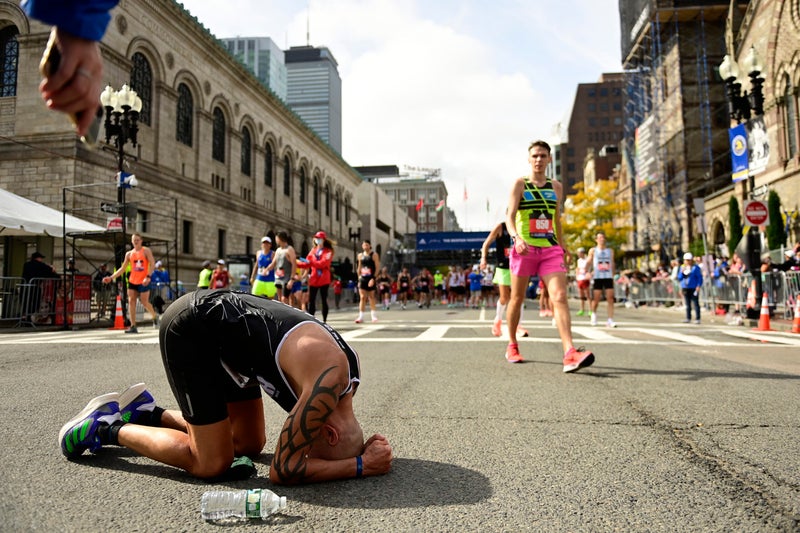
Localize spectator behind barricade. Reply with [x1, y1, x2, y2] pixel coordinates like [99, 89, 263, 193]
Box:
[21, 251, 60, 323]
[65, 257, 79, 274]
[728, 253, 746, 275]
[197, 260, 213, 289]
[238, 274, 250, 291]
[93, 263, 112, 317]
[677, 252, 703, 323]
[150, 261, 170, 314]
[777, 248, 799, 272]
[22, 251, 58, 282]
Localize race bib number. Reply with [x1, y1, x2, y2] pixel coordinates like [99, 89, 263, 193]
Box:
[528, 212, 554, 239]
[361, 267, 372, 277]
[598, 261, 611, 271]
[133, 259, 145, 272]
[276, 268, 285, 278]
[258, 267, 269, 276]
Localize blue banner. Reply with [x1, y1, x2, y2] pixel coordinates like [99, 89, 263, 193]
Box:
[416, 231, 489, 251]
[729, 123, 748, 183]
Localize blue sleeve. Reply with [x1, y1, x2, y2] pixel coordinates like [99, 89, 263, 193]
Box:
[22, 0, 120, 41]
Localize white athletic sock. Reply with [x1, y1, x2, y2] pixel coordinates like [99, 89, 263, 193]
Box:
[495, 302, 506, 321]
[357, 312, 363, 321]
[371, 310, 377, 320]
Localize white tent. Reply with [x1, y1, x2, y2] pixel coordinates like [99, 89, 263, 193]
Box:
[0, 187, 106, 237]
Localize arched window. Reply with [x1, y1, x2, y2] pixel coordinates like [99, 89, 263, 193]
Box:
[344, 198, 350, 225]
[313, 176, 320, 211]
[241, 127, 252, 176]
[335, 191, 341, 221]
[264, 144, 273, 187]
[283, 156, 291, 196]
[784, 73, 798, 159]
[130, 52, 152, 125]
[0, 26, 19, 97]
[299, 168, 306, 204]
[175, 83, 193, 146]
[324, 183, 330, 216]
[212, 107, 226, 162]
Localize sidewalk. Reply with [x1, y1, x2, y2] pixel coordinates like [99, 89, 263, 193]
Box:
[591, 299, 796, 333]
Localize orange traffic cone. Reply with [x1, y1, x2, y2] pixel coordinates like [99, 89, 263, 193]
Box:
[791, 295, 800, 334]
[753, 292, 773, 332]
[110, 294, 125, 330]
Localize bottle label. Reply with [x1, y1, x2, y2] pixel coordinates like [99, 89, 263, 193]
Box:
[245, 489, 261, 519]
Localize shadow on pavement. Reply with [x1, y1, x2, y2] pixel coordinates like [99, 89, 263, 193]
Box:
[74, 452, 491, 509]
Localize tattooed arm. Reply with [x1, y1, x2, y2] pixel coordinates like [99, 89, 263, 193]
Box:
[268, 328, 393, 485]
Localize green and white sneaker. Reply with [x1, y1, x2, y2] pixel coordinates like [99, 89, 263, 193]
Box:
[119, 383, 156, 424]
[58, 393, 120, 459]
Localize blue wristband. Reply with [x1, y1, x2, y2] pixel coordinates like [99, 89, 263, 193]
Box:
[356, 455, 363, 478]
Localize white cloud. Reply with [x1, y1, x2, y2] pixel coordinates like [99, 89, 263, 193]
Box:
[178, 0, 621, 230]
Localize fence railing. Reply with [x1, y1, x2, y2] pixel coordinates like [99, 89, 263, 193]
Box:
[569, 271, 800, 320]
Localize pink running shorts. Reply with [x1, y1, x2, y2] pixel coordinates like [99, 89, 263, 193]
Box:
[509, 244, 567, 278]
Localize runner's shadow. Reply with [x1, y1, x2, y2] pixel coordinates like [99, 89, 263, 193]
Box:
[79, 453, 490, 509]
[282, 458, 491, 509]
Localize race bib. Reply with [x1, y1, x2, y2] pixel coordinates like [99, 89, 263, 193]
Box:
[361, 267, 372, 277]
[276, 268, 285, 278]
[528, 212, 554, 239]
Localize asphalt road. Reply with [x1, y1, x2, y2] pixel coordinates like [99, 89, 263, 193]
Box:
[0, 302, 798, 532]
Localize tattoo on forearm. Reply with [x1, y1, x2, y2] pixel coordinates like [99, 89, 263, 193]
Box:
[273, 366, 341, 482]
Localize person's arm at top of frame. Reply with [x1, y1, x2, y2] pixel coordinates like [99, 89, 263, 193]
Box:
[23, 0, 119, 41]
[479, 223, 501, 271]
[505, 177, 527, 255]
[250, 255, 259, 283]
[23, 0, 119, 136]
[287, 247, 297, 275]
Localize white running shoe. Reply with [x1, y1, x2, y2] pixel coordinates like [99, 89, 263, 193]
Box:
[590, 313, 597, 326]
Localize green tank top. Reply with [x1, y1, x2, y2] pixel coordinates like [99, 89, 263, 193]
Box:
[514, 178, 559, 248]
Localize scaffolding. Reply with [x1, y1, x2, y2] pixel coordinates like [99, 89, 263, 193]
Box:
[620, 0, 735, 265]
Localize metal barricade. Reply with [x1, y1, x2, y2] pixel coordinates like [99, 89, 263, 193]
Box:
[0, 277, 25, 324]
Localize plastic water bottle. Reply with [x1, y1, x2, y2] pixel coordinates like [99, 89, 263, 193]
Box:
[200, 489, 287, 521]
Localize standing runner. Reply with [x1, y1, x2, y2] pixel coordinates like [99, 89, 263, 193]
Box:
[268, 232, 296, 306]
[250, 236, 276, 299]
[355, 241, 380, 323]
[586, 231, 616, 327]
[480, 222, 529, 338]
[397, 267, 412, 310]
[503, 140, 595, 372]
[575, 247, 591, 316]
[103, 233, 158, 334]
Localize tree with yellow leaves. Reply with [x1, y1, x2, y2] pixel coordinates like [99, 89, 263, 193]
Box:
[562, 181, 632, 259]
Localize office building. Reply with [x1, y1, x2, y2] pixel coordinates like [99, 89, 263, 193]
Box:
[285, 45, 342, 153]
[221, 37, 287, 101]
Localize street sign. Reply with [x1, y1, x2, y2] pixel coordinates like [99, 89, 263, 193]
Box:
[744, 200, 769, 226]
[100, 202, 121, 214]
[751, 184, 769, 198]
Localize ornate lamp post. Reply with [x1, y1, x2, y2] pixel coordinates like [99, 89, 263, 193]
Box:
[347, 219, 363, 274]
[718, 46, 766, 317]
[100, 84, 142, 325]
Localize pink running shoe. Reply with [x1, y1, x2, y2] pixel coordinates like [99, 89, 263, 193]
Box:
[505, 343, 524, 363]
[354, 318, 363, 324]
[563, 346, 595, 373]
[491, 318, 502, 337]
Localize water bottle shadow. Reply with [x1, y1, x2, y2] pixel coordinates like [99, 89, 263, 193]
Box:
[283, 458, 491, 509]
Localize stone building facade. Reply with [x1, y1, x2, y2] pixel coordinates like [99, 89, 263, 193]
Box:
[0, 0, 380, 282]
[705, 0, 800, 252]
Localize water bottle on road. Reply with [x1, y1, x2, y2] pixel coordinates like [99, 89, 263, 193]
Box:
[201, 489, 287, 521]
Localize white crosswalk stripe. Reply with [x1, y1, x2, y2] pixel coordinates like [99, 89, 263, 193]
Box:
[0, 317, 796, 347]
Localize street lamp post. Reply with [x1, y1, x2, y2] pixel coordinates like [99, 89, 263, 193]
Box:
[100, 84, 142, 326]
[347, 219, 363, 274]
[719, 46, 766, 318]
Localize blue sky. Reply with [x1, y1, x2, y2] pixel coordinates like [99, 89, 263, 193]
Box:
[177, 0, 622, 230]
